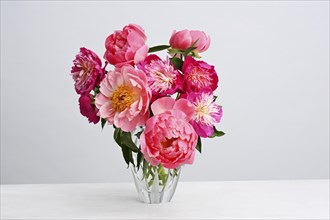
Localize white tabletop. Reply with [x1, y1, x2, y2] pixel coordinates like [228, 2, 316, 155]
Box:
[1, 179, 329, 219]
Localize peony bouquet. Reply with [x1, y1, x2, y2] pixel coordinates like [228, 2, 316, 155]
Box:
[70, 24, 225, 203]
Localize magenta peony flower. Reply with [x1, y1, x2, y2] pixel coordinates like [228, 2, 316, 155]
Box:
[94, 65, 151, 132]
[138, 54, 183, 101]
[104, 24, 148, 68]
[187, 92, 223, 137]
[71, 47, 104, 95]
[79, 94, 100, 124]
[182, 56, 218, 93]
[169, 29, 210, 53]
[140, 97, 198, 169]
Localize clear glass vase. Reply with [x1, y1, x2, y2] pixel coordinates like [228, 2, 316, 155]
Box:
[131, 162, 182, 204]
[130, 127, 182, 204]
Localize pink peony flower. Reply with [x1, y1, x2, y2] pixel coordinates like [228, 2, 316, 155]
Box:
[140, 97, 198, 169]
[104, 24, 148, 68]
[169, 29, 210, 53]
[137, 54, 183, 101]
[187, 92, 223, 137]
[182, 56, 218, 93]
[71, 47, 104, 95]
[79, 94, 100, 124]
[95, 65, 151, 132]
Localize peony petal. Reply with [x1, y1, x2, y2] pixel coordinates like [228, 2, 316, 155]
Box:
[137, 110, 149, 126]
[191, 121, 213, 138]
[169, 30, 177, 46]
[124, 48, 135, 61]
[95, 93, 108, 109]
[170, 29, 192, 50]
[140, 132, 149, 156]
[99, 81, 113, 98]
[148, 157, 160, 167]
[99, 102, 114, 119]
[125, 24, 147, 41]
[173, 98, 195, 122]
[120, 116, 139, 132]
[134, 45, 148, 64]
[151, 97, 175, 115]
[144, 115, 158, 133]
[185, 150, 195, 165]
[127, 31, 145, 48]
[204, 35, 211, 51]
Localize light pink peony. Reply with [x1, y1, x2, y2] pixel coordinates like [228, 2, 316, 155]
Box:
[95, 65, 151, 132]
[71, 47, 104, 95]
[104, 24, 148, 68]
[169, 29, 210, 53]
[137, 54, 183, 101]
[187, 92, 223, 137]
[140, 97, 198, 169]
[79, 94, 100, 124]
[182, 56, 218, 93]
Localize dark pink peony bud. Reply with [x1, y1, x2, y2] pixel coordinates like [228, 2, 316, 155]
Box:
[79, 94, 100, 124]
[71, 47, 104, 95]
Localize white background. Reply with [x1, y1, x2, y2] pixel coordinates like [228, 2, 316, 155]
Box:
[1, 1, 329, 184]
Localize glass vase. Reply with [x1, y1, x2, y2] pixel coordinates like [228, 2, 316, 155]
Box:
[130, 127, 182, 204]
[131, 162, 182, 204]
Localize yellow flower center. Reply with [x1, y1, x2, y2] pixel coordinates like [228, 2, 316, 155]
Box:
[196, 105, 208, 115]
[195, 104, 209, 122]
[110, 85, 135, 112]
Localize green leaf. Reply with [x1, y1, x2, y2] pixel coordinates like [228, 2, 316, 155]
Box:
[167, 48, 184, 54]
[158, 165, 167, 185]
[121, 131, 139, 152]
[135, 130, 143, 139]
[213, 96, 218, 102]
[209, 126, 225, 138]
[196, 136, 202, 153]
[181, 39, 199, 56]
[113, 127, 139, 152]
[147, 165, 154, 180]
[121, 147, 130, 166]
[167, 39, 199, 57]
[184, 46, 197, 56]
[113, 127, 120, 140]
[113, 127, 121, 145]
[148, 179, 154, 187]
[114, 127, 133, 166]
[142, 159, 148, 179]
[169, 57, 183, 71]
[121, 147, 134, 167]
[93, 86, 100, 96]
[137, 150, 143, 170]
[101, 118, 106, 129]
[148, 45, 170, 53]
[129, 150, 134, 166]
[191, 38, 199, 48]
